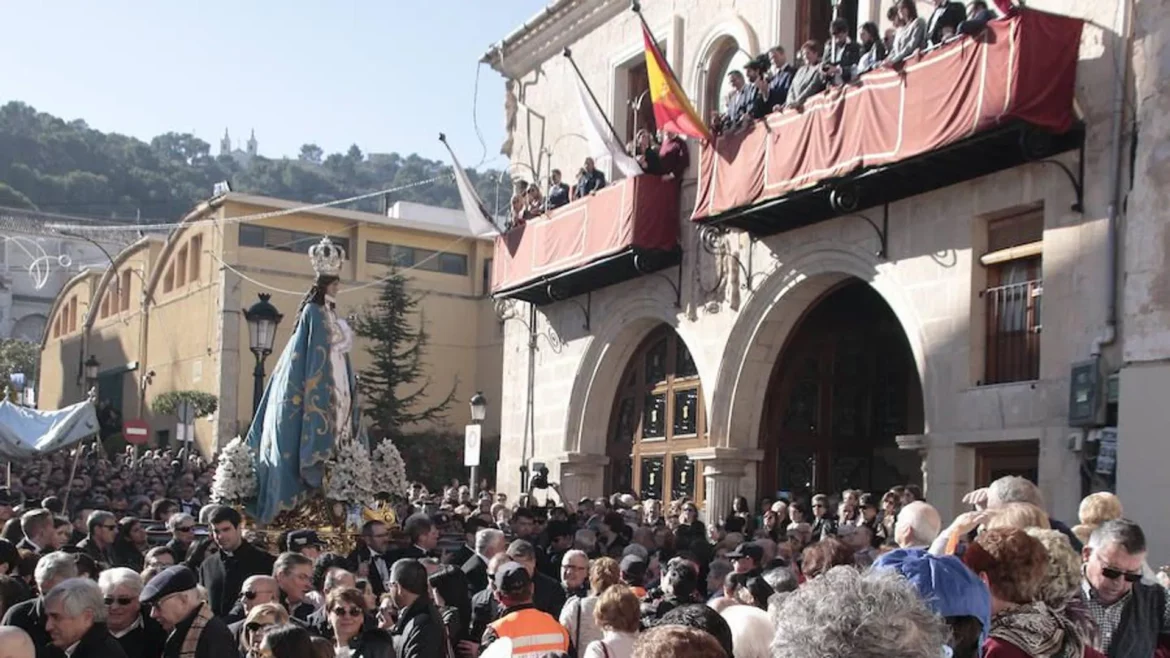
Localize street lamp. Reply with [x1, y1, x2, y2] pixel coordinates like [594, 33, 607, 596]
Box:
[244, 293, 284, 416]
[83, 355, 100, 392]
[467, 391, 487, 497]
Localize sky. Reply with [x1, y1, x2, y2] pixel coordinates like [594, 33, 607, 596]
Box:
[4, 1, 551, 170]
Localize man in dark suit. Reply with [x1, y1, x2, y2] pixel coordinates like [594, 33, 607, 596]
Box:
[397, 513, 440, 561]
[926, 0, 967, 45]
[1, 551, 78, 658]
[468, 554, 510, 643]
[822, 18, 862, 85]
[444, 517, 486, 570]
[43, 578, 128, 658]
[75, 511, 116, 569]
[505, 540, 565, 618]
[349, 520, 394, 596]
[462, 528, 507, 598]
[959, 0, 996, 36]
[765, 46, 797, 112]
[197, 506, 275, 618]
[142, 566, 237, 658]
[17, 509, 55, 556]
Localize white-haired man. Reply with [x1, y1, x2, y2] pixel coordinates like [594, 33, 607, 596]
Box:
[463, 528, 506, 597]
[1, 551, 78, 658]
[894, 501, 942, 550]
[44, 578, 126, 658]
[164, 513, 196, 562]
[0, 626, 34, 658]
[98, 568, 166, 658]
[140, 566, 235, 658]
[964, 475, 1083, 550]
[559, 550, 589, 599]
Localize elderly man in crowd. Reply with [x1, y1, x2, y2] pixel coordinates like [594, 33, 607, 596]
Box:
[895, 501, 942, 550]
[1081, 519, 1169, 656]
[273, 552, 316, 623]
[43, 578, 126, 658]
[225, 574, 279, 644]
[2, 551, 79, 658]
[141, 566, 235, 658]
[560, 549, 590, 600]
[97, 568, 166, 658]
[463, 528, 506, 598]
[0, 626, 35, 658]
[164, 514, 196, 563]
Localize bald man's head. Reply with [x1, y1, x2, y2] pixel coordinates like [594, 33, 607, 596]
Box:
[0, 626, 35, 658]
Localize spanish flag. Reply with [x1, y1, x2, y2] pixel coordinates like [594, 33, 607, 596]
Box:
[641, 21, 712, 142]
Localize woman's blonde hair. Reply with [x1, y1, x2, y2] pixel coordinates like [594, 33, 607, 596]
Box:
[984, 502, 1050, 531]
[1078, 492, 1123, 527]
[593, 584, 641, 633]
[1025, 528, 1082, 608]
[589, 557, 621, 596]
[242, 603, 290, 653]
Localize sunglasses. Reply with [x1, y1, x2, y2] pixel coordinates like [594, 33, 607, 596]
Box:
[243, 590, 266, 600]
[1100, 566, 1142, 583]
[177, 526, 195, 533]
[331, 606, 363, 618]
[245, 621, 273, 635]
[104, 596, 135, 606]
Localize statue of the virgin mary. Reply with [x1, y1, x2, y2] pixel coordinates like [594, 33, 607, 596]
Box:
[246, 237, 360, 524]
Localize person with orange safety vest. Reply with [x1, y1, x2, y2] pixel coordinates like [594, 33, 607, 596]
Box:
[480, 562, 570, 657]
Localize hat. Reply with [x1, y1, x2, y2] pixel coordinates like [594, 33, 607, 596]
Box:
[139, 565, 199, 605]
[494, 562, 532, 594]
[620, 555, 647, 577]
[726, 542, 764, 563]
[873, 549, 991, 644]
[0, 489, 16, 507]
[288, 529, 325, 550]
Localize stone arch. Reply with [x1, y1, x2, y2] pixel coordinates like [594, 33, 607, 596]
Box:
[687, 14, 761, 120]
[563, 292, 708, 458]
[12, 313, 47, 343]
[707, 240, 932, 452]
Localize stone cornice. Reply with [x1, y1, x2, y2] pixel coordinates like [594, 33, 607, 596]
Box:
[482, 0, 629, 79]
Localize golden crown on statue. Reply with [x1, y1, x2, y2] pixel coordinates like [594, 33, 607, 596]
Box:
[309, 237, 345, 277]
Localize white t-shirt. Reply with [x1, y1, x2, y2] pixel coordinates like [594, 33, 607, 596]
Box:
[584, 631, 638, 658]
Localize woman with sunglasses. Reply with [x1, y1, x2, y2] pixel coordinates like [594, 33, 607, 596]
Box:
[327, 587, 394, 658]
[964, 528, 1101, 658]
[242, 603, 290, 658]
[98, 567, 166, 658]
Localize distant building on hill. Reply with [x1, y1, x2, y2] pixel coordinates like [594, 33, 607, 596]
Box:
[219, 128, 258, 167]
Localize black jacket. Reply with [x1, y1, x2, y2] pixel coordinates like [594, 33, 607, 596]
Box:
[110, 539, 145, 572]
[16, 538, 45, 555]
[532, 572, 566, 618]
[926, 1, 967, 44]
[468, 587, 500, 644]
[69, 623, 129, 658]
[165, 539, 190, 563]
[113, 616, 167, 658]
[461, 554, 488, 598]
[342, 628, 396, 658]
[75, 537, 112, 569]
[348, 546, 390, 596]
[304, 606, 378, 642]
[1, 597, 62, 658]
[197, 540, 275, 618]
[391, 597, 447, 658]
[162, 603, 237, 658]
[444, 545, 474, 570]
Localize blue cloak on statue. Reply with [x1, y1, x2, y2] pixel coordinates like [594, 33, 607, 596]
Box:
[246, 301, 359, 524]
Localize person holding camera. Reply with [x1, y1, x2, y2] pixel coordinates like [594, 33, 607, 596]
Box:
[821, 18, 861, 86]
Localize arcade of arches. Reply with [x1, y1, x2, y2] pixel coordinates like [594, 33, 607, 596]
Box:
[605, 280, 923, 513]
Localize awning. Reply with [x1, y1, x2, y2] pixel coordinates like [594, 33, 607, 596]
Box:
[692, 9, 1084, 229]
[492, 174, 681, 305]
[0, 398, 100, 459]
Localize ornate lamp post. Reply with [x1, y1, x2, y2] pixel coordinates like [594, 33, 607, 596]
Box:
[83, 355, 100, 394]
[468, 391, 487, 498]
[244, 293, 283, 416]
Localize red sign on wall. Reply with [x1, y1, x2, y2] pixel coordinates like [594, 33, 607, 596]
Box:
[123, 419, 150, 445]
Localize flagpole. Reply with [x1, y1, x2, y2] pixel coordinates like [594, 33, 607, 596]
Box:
[562, 47, 632, 156]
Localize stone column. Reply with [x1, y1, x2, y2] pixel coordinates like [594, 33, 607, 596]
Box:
[686, 447, 765, 527]
[553, 452, 609, 505]
[896, 433, 930, 494]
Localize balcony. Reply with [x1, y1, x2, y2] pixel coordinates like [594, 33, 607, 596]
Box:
[692, 9, 1085, 235]
[491, 174, 681, 305]
[983, 278, 1042, 385]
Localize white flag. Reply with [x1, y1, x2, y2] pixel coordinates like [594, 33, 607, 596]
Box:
[440, 136, 503, 237]
[574, 74, 643, 179]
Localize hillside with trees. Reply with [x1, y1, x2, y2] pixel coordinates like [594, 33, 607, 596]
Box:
[0, 101, 509, 221]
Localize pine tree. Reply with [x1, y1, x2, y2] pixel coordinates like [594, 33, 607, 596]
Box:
[352, 267, 454, 442]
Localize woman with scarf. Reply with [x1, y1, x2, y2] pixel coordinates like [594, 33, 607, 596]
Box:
[963, 528, 1104, 657]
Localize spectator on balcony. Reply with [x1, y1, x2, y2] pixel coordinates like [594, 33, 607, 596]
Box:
[657, 130, 689, 181]
[742, 59, 769, 121]
[765, 46, 797, 113]
[785, 40, 827, 110]
[926, 0, 967, 46]
[546, 170, 570, 211]
[509, 180, 529, 228]
[854, 22, 887, 77]
[959, 1, 996, 36]
[522, 184, 545, 222]
[710, 70, 747, 134]
[632, 129, 661, 174]
[574, 158, 607, 199]
[821, 19, 861, 85]
[883, 5, 899, 52]
[885, 0, 927, 66]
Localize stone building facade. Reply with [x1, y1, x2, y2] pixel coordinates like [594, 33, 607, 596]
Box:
[484, 0, 1170, 562]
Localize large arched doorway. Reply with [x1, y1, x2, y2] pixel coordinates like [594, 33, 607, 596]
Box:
[760, 280, 924, 499]
[607, 326, 705, 507]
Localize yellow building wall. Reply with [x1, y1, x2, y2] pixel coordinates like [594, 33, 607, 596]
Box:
[38, 273, 97, 409]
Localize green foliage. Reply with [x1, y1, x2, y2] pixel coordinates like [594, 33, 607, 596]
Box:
[151, 390, 218, 418]
[353, 266, 454, 442]
[0, 101, 511, 221]
[395, 431, 500, 491]
[0, 339, 37, 401]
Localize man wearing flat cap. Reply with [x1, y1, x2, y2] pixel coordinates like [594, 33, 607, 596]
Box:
[140, 566, 236, 658]
[480, 563, 569, 656]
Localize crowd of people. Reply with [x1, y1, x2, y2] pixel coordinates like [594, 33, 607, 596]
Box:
[711, 0, 1004, 134]
[0, 445, 1165, 658]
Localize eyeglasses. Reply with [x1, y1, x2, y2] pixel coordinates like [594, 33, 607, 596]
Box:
[177, 526, 195, 533]
[104, 596, 135, 606]
[1100, 566, 1142, 583]
[331, 606, 363, 617]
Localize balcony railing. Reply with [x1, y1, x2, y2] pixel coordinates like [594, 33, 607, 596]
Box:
[983, 279, 1042, 385]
